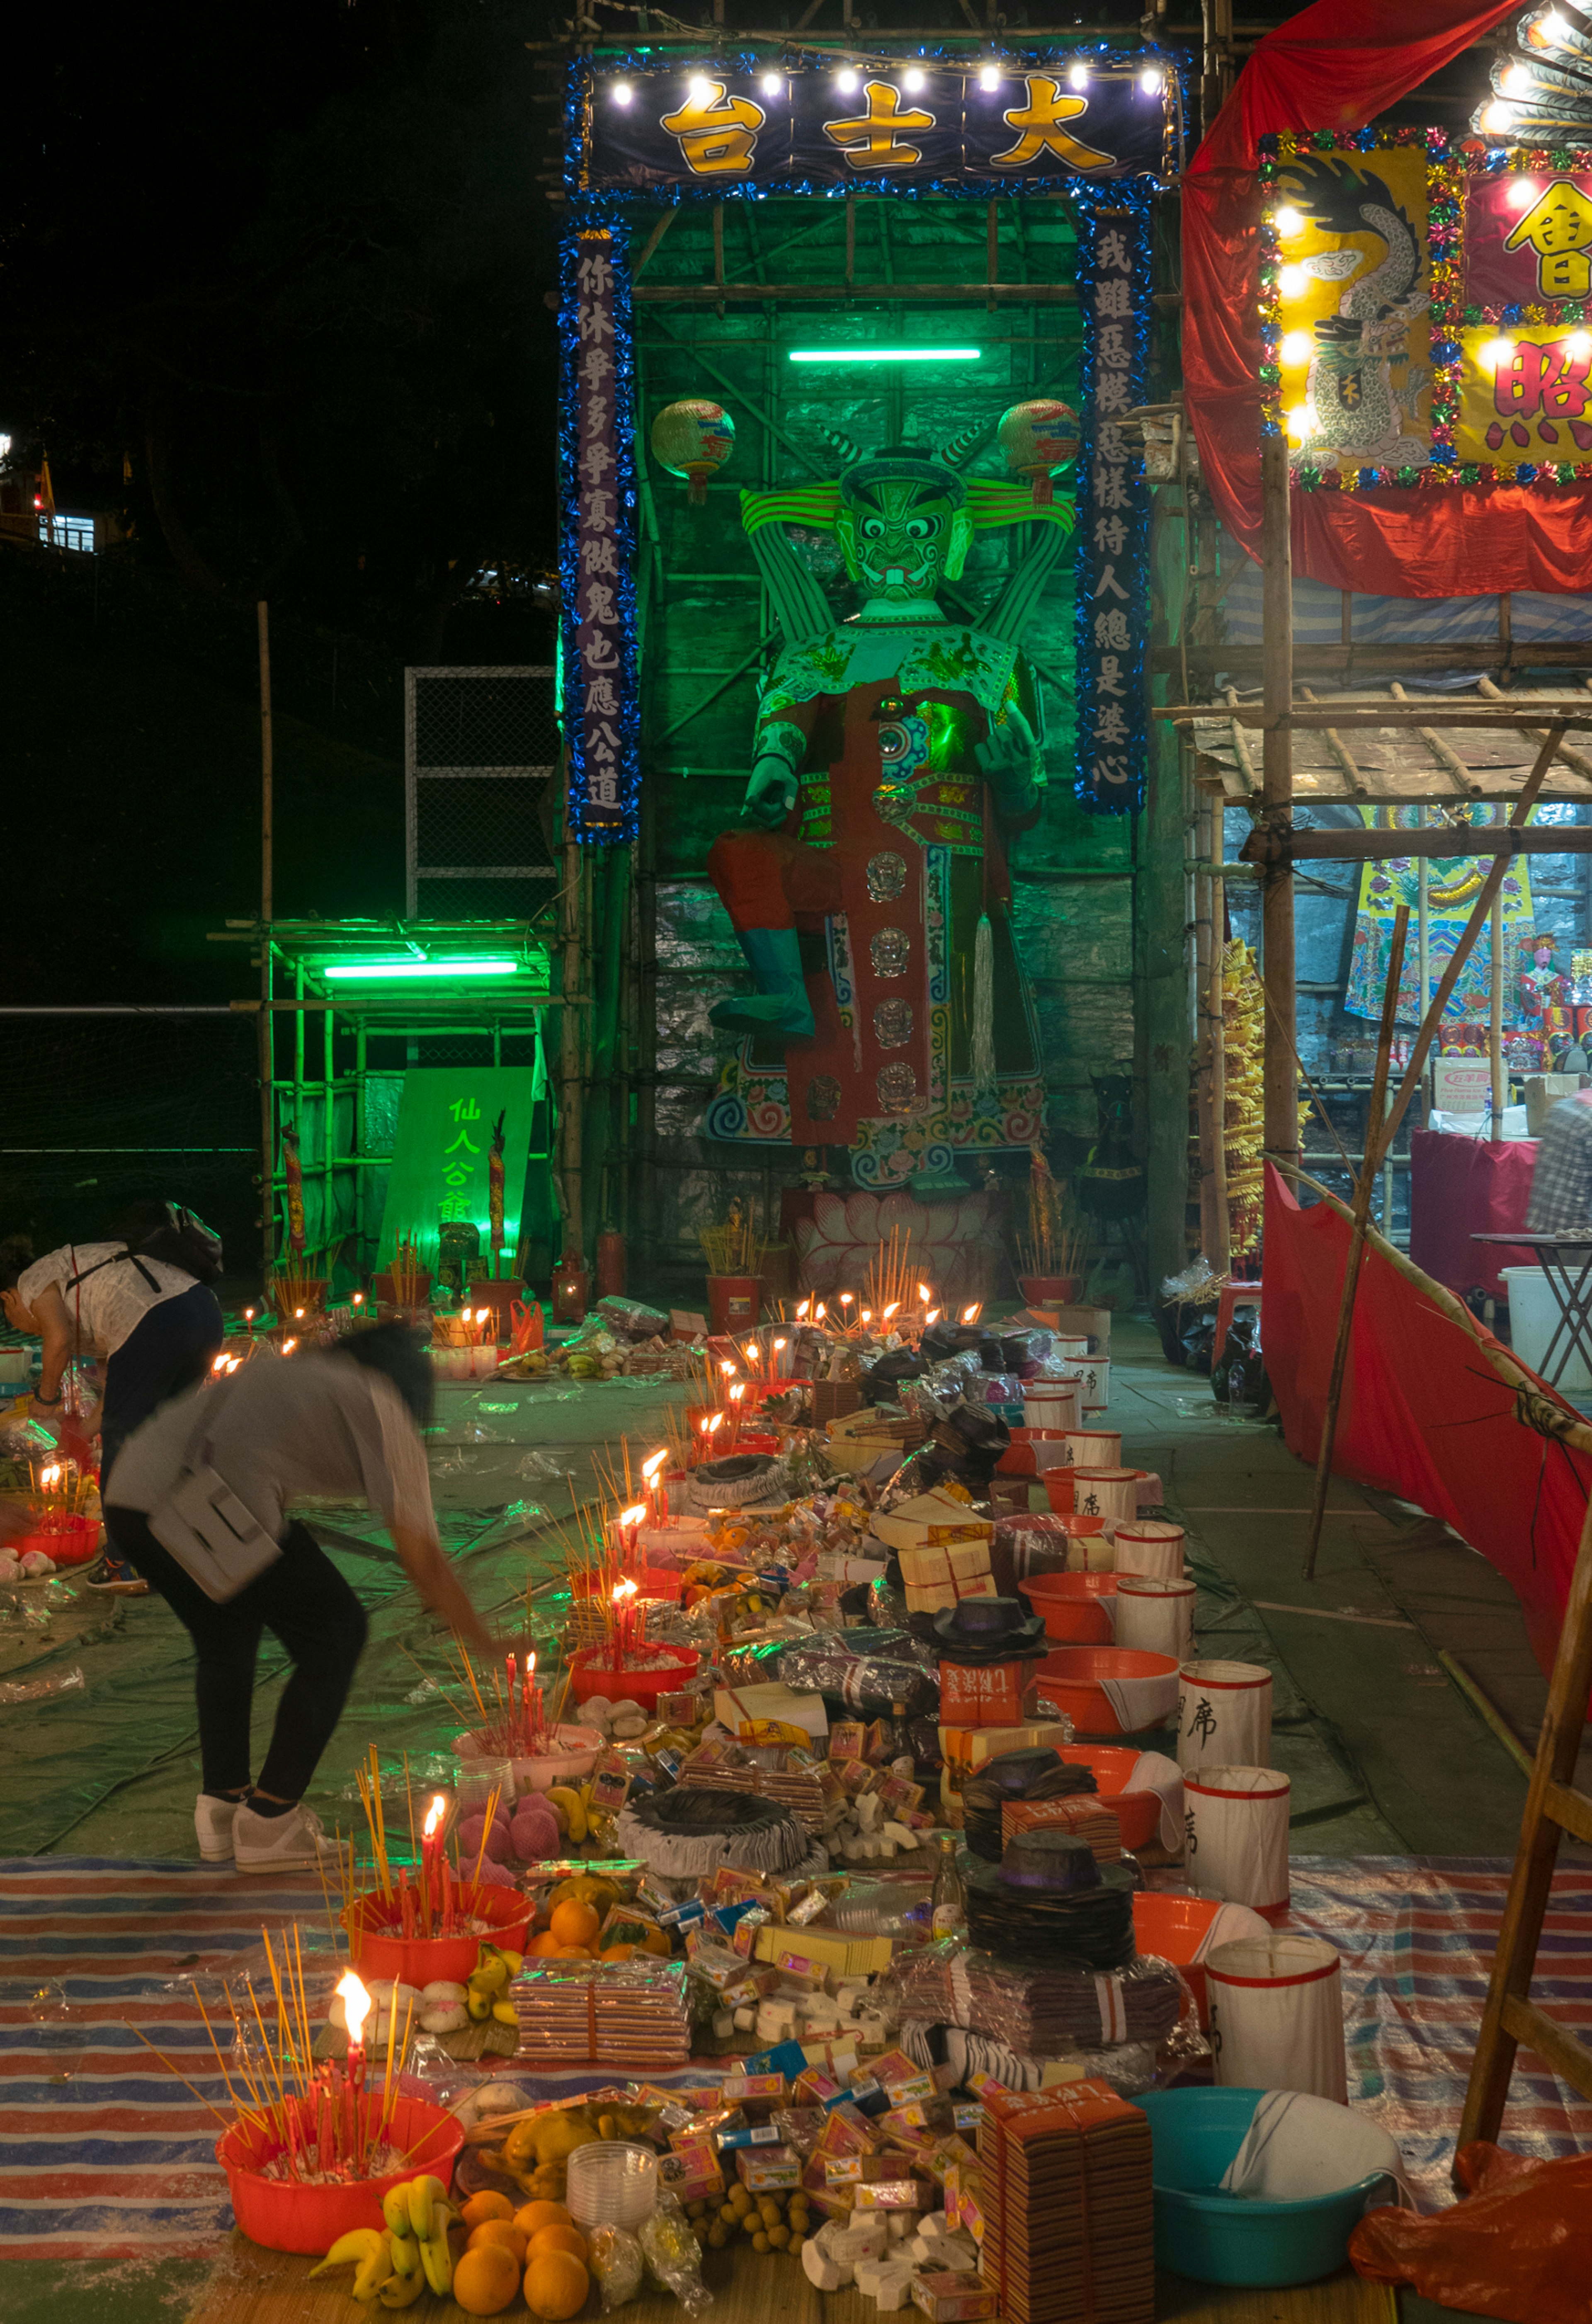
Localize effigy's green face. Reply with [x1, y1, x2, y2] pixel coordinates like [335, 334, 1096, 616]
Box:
[836, 480, 973, 601]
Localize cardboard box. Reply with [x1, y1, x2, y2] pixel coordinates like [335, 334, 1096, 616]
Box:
[713, 1682, 828, 1741]
[755, 1926, 894, 1977]
[873, 1492, 995, 1553]
[898, 1543, 951, 1588]
[911, 2275, 997, 2322]
[736, 2144, 801, 2191]
[939, 1719, 1074, 1769]
[905, 1581, 959, 1615]
[946, 1540, 993, 1584]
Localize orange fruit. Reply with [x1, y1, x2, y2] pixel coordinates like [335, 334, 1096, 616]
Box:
[524, 2250, 589, 2321]
[529, 2223, 588, 2265]
[529, 1930, 564, 1957]
[468, 2219, 529, 2263]
[641, 1924, 671, 1957]
[461, 2191, 515, 2229]
[548, 1897, 601, 1949]
[453, 2244, 522, 2317]
[599, 1943, 636, 1962]
[514, 2200, 574, 2237]
[549, 1943, 590, 1958]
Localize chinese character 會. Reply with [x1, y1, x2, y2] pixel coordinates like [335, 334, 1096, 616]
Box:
[1504, 177, 1592, 300]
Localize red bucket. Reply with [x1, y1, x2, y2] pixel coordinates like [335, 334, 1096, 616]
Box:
[219, 2090, 464, 2253]
[1020, 1571, 1118, 1645]
[1129, 1890, 1240, 2024]
[571, 1639, 699, 1712]
[342, 1880, 532, 1987]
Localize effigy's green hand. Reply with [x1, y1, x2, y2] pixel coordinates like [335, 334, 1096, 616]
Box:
[742, 757, 798, 828]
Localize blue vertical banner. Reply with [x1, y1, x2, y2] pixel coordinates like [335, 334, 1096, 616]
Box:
[559, 229, 641, 844]
[1075, 192, 1151, 813]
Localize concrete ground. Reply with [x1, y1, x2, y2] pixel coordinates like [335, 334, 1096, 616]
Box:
[2, 1313, 1564, 1863]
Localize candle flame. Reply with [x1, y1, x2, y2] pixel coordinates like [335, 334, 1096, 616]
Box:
[720, 1359, 737, 1375]
[526, 1650, 536, 1678]
[773, 1337, 786, 1351]
[796, 1299, 810, 1319]
[619, 1503, 646, 1528]
[814, 1303, 826, 1320]
[927, 1309, 940, 1325]
[612, 1578, 639, 1604]
[840, 1293, 854, 1308]
[706, 1411, 725, 1434]
[244, 1307, 255, 1321]
[641, 1448, 667, 1480]
[883, 1302, 899, 1318]
[744, 1343, 758, 1362]
[422, 1793, 446, 1841]
[729, 1383, 745, 1403]
[963, 1303, 982, 1322]
[212, 1353, 228, 1371]
[337, 1969, 371, 2048]
[282, 1338, 297, 1354]
[860, 1309, 872, 1325]
[918, 1283, 932, 1302]
[352, 1292, 364, 1305]
[40, 1465, 60, 1489]
[294, 1307, 304, 1320]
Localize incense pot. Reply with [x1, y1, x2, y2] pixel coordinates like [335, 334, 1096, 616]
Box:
[220, 2093, 464, 2254]
[453, 1720, 605, 1793]
[343, 1880, 533, 1988]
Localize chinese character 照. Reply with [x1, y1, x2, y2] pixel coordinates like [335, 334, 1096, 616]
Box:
[1486, 333, 1592, 451]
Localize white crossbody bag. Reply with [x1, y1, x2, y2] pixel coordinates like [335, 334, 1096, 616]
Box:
[147, 1392, 282, 1603]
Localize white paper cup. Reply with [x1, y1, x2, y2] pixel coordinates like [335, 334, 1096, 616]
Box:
[1115, 1574, 1196, 1662]
[1113, 1520, 1185, 1580]
[1062, 1428, 1122, 1472]
[1177, 1659, 1273, 1770]
[1205, 1930, 1347, 2103]
[1185, 1764, 1290, 1918]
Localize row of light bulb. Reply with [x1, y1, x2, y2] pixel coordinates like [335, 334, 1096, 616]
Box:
[609, 61, 1165, 104]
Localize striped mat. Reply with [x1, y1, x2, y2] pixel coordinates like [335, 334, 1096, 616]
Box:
[3, 1855, 1591, 2259]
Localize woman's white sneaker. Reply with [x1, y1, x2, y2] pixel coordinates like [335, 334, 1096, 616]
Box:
[231, 1800, 337, 1872]
[194, 1793, 242, 1862]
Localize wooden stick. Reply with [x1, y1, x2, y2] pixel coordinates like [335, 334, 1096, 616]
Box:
[1490, 876, 1506, 1144]
[1302, 905, 1409, 1583]
[126, 2025, 243, 2131]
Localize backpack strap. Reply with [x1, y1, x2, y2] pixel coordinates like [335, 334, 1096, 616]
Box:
[63, 1245, 161, 1296]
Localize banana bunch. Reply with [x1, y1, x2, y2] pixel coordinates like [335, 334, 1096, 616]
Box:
[543, 1784, 590, 1842]
[310, 2174, 457, 2306]
[466, 1942, 523, 2028]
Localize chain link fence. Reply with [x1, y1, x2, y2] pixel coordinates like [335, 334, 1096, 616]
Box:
[405, 667, 561, 918]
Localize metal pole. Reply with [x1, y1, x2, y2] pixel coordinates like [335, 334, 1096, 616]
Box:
[258, 603, 276, 1281]
[1490, 867, 1506, 1143]
[1260, 434, 1297, 1179]
[1417, 810, 1431, 1121]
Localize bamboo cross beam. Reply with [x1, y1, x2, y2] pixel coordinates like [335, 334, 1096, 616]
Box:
[1153, 704, 1592, 732]
[1241, 827, 1592, 866]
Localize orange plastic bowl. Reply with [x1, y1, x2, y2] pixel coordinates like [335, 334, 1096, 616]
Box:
[1036, 1647, 1180, 1738]
[14, 1514, 100, 1566]
[1056, 1743, 1162, 1852]
[1130, 1890, 1229, 2024]
[1020, 1571, 1117, 1645]
[220, 2091, 464, 2253]
[343, 1880, 532, 1987]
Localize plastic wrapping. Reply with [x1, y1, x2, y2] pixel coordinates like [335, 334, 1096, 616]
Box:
[899, 2015, 1164, 2101]
[777, 1630, 938, 1718]
[883, 1934, 1183, 2053]
[638, 2191, 714, 2314]
[1350, 2143, 1592, 2323]
[588, 2222, 647, 2310]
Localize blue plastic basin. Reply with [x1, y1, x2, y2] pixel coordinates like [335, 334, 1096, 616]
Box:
[1134, 2088, 1392, 2288]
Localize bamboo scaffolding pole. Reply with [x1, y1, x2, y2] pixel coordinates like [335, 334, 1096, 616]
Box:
[1301, 907, 1408, 1582]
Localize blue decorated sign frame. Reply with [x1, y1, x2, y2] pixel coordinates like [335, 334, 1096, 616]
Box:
[559, 48, 1175, 838]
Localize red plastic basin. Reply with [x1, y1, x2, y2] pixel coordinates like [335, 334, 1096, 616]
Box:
[1020, 1570, 1118, 1645]
[343, 1880, 532, 1986]
[14, 1514, 100, 1566]
[220, 2091, 464, 2253]
[1036, 1646, 1180, 1738]
[571, 1639, 699, 1710]
[1055, 1743, 1162, 1852]
[1130, 1890, 1228, 2024]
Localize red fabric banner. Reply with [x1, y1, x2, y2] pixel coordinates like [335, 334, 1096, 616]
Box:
[1262, 1165, 1590, 1681]
[1407, 1126, 1538, 1300]
[1183, 0, 1529, 593]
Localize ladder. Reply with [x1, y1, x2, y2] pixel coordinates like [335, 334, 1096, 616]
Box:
[1459, 1491, 1592, 2149]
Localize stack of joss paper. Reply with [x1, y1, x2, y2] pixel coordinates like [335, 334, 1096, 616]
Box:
[979, 2081, 1155, 2324]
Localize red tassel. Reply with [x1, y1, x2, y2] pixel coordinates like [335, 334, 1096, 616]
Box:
[687, 471, 708, 506]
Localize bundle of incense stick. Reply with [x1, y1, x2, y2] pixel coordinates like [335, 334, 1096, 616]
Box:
[352, 1746, 503, 1938]
[29, 1456, 96, 1515]
[1016, 1145, 1087, 1281]
[864, 1222, 918, 1319]
[699, 1199, 758, 1277]
[444, 1627, 575, 1759]
[270, 1247, 339, 1323]
[389, 1235, 427, 1307]
[132, 1929, 427, 2185]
